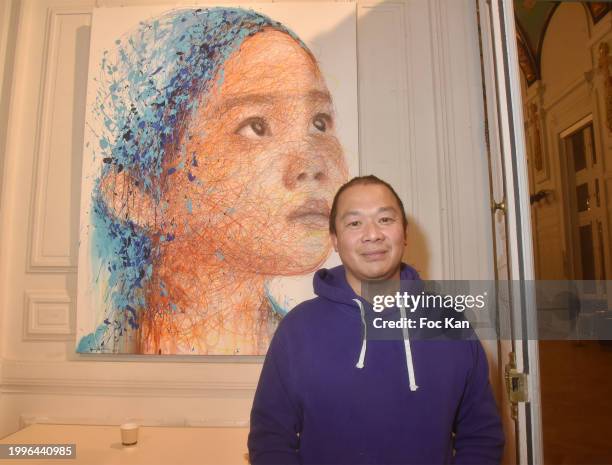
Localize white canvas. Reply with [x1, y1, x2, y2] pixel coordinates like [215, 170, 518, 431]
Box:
[76, 3, 358, 355]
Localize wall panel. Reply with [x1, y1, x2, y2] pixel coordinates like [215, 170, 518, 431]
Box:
[28, 7, 90, 272]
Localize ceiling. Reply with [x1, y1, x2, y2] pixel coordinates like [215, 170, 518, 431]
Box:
[513, 1, 610, 86]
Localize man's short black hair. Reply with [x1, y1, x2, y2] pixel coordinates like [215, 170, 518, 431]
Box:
[329, 175, 408, 235]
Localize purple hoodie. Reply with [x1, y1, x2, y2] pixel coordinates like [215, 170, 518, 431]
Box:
[248, 264, 504, 464]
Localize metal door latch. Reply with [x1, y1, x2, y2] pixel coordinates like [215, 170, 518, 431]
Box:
[505, 352, 529, 420]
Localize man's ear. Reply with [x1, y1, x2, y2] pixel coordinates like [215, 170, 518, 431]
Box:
[99, 169, 157, 229]
[330, 232, 338, 252]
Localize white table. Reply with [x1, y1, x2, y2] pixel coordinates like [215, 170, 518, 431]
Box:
[0, 423, 250, 464]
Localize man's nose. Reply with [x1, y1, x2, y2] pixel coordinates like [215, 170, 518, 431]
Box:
[362, 220, 384, 242]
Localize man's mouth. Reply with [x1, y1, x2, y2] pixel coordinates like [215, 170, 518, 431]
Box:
[287, 199, 330, 228]
[361, 250, 388, 260]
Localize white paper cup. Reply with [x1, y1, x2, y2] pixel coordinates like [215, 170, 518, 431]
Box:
[120, 423, 139, 446]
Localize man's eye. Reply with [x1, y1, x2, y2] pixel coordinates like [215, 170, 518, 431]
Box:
[236, 117, 270, 138]
[380, 217, 395, 224]
[347, 221, 361, 227]
[312, 113, 332, 133]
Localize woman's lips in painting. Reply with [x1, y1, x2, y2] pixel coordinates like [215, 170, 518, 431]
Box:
[287, 199, 330, 228]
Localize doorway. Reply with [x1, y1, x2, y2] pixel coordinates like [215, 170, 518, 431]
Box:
[478, 0, 612, 462]
[535, 116, 612, 464]
[517, 3, 612, 464]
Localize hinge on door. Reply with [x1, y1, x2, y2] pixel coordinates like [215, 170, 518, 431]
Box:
[504, 351, 529, 421]
[491, 200, 506, 214]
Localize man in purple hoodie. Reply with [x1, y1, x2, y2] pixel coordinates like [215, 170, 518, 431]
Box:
[248, 175, 505, 464]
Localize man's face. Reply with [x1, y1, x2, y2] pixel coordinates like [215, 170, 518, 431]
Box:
[331, 183, 407, 294]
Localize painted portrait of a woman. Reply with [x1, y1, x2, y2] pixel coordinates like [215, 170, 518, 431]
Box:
[76, 7, 355, 355]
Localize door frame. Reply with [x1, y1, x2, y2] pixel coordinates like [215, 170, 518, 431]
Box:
[477, 0, 544, 463]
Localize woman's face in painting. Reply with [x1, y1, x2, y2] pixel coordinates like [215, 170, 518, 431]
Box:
[163, 29, 348, 274]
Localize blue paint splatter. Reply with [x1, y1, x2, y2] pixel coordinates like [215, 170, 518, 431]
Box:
[265, 284, 289, 317]
[78, 7, 310, 353]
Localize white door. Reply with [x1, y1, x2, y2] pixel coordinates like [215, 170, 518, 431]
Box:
[477, 0, 543, 463]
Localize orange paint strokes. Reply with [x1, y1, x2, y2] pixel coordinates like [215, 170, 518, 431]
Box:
[102, 28, 348, 355]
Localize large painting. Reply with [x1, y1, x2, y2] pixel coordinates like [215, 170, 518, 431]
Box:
[76, 4, 358, 355]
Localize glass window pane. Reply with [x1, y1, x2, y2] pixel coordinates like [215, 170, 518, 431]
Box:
[576, 183, 589, 212]
[598, 221, 606, 280]
[579, 224, 595, 280]
[586, 124, 595, 165]
[572, 131, 586, 172]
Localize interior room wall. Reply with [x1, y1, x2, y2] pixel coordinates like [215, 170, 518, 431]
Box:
[0, 0, 21, 436]
[0, 0, 498, 439]
[524, 3, 612, 280]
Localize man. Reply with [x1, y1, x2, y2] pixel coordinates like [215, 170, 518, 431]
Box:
[248, 175, 504, 464]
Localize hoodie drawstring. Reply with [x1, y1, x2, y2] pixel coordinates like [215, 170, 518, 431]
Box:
[353, 299, 418, 392]
[353, 299, 367, 369]
[399, 304, 419, 391]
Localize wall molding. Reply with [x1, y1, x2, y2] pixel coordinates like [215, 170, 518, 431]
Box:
[0, 1, 18, 216]
[427, 0, 455, 279]
[428, 0, 493, 280]
[0, 359, 260, 397]
[19, 414, 249, 429]
[27, 5, 92, 273]
[0, 1, 14, 104]
[542, 74, 591, 113]
[588, 14, 612, 48]
[23, 290, 73, 341]
[357, 1, 413, 207]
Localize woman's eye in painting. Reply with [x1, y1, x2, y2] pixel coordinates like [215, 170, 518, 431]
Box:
[235, 117, 270, 138]
[311, 113, 332, 133]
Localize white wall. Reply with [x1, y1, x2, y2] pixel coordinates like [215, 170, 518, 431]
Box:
[0, 0, 497, 438]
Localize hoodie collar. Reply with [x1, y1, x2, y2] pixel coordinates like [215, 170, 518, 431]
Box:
[313, 263, 421, 308]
